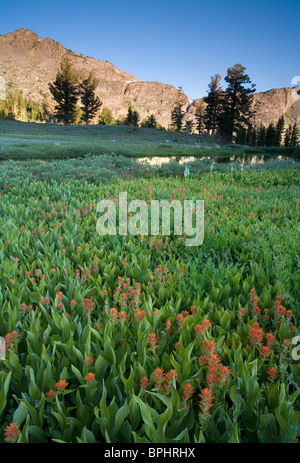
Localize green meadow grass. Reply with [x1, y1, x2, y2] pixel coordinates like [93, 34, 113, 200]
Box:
[1, 119, 299, 161]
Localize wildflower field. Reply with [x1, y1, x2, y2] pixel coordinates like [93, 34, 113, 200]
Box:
[0, 154, 299, 443]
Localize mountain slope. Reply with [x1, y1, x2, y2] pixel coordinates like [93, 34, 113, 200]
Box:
[0, 28, 299, 130]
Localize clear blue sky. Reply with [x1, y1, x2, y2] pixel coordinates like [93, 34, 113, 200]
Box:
[1, 0, 299, 100]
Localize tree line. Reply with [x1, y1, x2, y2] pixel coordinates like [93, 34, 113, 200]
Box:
[0, 57, 299, 146]
[171, 64, 299, 146]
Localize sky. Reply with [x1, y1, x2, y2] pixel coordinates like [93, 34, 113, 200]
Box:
[0, 0, 299, 100]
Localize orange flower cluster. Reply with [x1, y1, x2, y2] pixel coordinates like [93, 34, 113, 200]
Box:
[83, 298, 94, 315]
[55, 379, 69, 391]
[114, 279, 142, 311]
[148, 333, 159, 353]
[139, 376, 150, 390]
[268, 367, 277, 380]
[181, 383, 195, 410]
[249, 322, 263, 348]
[198, 339, 231, 390]
[134, 308, 146, 323]
[195, 319, 211, 340]
[199, 388, 214, 419]
[4, 422, 20, 442]
[109, 307, 130, 324]
[5, 330, 20, 354]
[152, 368, 178, 395]
[85, 372, 95, 383]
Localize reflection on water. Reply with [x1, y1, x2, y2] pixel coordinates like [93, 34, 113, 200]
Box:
[137, 154, 296, 167]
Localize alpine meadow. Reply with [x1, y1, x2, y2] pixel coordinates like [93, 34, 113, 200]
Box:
[0, 0, 300, 447]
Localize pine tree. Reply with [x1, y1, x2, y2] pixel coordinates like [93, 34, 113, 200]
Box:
[80, 72, 102, 125]
[171, 86, 185, 132]
[99, 107, 115, 125]
[284, 124, 292, 146]
[204, 74, 223, 136]
[251, 127, 257, 147]
[236, 127, 247, 145]
[275, 116, 285, 146]
[49, 56, 80, 125]
[257, 126, 266, 146]
[246, 124, 254, 145]
[265, 122, 277, 146]
[290, 122, 299, 146]
[184, 120, 194, 134]
[125, 106, 133, 125]
[218, 64, 256, 144]
[132, 110, 140, 127]
[195, 101, 206, 135]
[141, 114, 157, 128]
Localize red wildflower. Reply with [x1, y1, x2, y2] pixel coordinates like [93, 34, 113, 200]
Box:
[85, 372, 95, 383]
[238, 307, 245, 321]
[176, 313, 184, 327]
[268, 367, 278, 380]
[249, 323, 263, 347]
[153, 368, 165, 392]
[4, 423, 20, 442]
[148, 333, 159, 353]
[199, 388, 214, 418]
[46, 390, 56, 399]
[181, 383, 194, 410]
[83, 298, 93, 314]
[266, 333, 275, 350]
[134, 309, 146, 323]
[261, 346, 270, 358]
[140, 376, 150, 390]
[55, 379, 68, 391]
[164, 369, 178, 395]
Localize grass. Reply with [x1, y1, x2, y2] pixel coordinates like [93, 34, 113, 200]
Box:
[0, 119, 299, 162]
[0, 119, 299, 443]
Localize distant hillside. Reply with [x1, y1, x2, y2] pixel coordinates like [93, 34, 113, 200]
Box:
[0, 28, 299, 130]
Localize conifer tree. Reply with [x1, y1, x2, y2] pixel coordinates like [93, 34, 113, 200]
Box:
[195, 100, 206, 135]
[204, 74, 222, 136]
[132, 110, 140, 127]
[284, 124, 292, 146]
[257, 125, 266, 146]
[99, 107, 115, 125]
[125, 106, 133, 125]
[171, 86, 185, 132]
[80, 72, 102, 125]
[290, 122, 299, 146]
[265, 122, 277, 146]
[275, 116, 285, 146]
[49, 56, 80, 125]
[218, 64, 256, 144]
[236, 127, 247, 145]
[141, 114, 158, 128]
[251, 126, 257, 147]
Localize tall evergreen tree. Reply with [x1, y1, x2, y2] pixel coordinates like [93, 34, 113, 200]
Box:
[265, 122, 277, 146]
[290, 122, 299, 146]
[284, 124, 292, 146]
[125, 106, 133, 125]
[80, 72, 102, 125]
[49, 57, 80, 125]
[195, 100, 206, 135]
[218, 64, 256, 144]
[257, 125, 266, 146]
[171, 86, 185, 132]
[204, 74, 222, 136]
[251, 126, 257, 147]
[275, 116, 285, 146]
[132, 110, 140, 127]
[141, 114, 158, 129]
[99, 107, 115, 125]
[236, 127, 247, 145]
